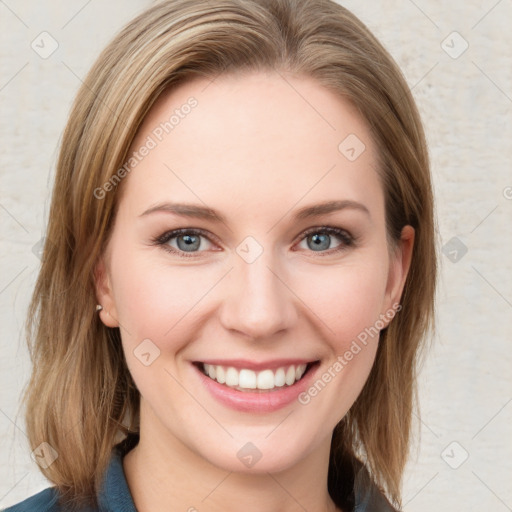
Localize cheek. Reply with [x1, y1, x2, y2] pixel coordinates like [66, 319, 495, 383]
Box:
[110, 248, 220, 346]
[291, 261, 389, 425]
[295, 257, 389, 347]
[108, 252, 216, 402]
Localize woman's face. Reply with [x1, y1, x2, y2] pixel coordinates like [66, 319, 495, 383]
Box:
[95, 70, 413, 474]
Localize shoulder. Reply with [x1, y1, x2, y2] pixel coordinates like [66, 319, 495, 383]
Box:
[2, 487, 60, 512]
[2, 486, 99, 512]
[2, 437, 138, 512]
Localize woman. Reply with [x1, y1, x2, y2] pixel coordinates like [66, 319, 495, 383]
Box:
[5, 0, 436, 510]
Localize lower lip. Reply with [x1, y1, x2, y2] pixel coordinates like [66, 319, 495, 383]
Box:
[193, 363, 319, 413]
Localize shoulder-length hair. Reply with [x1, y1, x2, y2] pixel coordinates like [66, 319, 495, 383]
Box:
[22, 0, 436, 509]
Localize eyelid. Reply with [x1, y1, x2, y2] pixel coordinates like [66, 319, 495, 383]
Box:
[152, 227, 220, 257]
[152, 225, 356, 258]
[153, 227, 218, 246]
[295, 225, 354, 244]
[292, 225, 356, 255]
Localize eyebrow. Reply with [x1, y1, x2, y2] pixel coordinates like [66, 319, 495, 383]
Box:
[139, 199, 370, 222]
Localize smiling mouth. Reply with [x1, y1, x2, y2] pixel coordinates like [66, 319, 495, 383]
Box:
[194, 361, 319, 392]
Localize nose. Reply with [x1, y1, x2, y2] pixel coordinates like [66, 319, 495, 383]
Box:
[219, 248, 298, 341]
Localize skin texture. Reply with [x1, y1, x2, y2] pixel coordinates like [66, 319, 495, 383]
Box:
[95, 70, 414, 512]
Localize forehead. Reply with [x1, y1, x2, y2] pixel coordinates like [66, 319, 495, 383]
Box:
[121, 70, 383, 220]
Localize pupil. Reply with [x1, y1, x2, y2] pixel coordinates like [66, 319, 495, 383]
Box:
[310, 233, 329, 251]
[178, 234, 199, 251]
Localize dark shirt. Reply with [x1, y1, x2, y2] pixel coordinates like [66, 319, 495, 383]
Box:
[3, 441, 399, 511]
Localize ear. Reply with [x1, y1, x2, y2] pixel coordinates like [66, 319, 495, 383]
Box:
[93, 255, 120, 328]
[381, 225, 415, 323]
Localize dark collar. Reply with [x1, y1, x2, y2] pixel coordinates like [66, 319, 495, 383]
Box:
[352, 460, 400, 511]
[97, 444, 137, 512]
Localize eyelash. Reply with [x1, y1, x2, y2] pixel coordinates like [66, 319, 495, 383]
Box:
[151, 226, 356, 259]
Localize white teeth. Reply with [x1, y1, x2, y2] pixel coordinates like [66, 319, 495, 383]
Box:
[225, 367, 239, 387]
[274, 367, 286, 387]
[257, 369, 275, 390]
[296, 365, 306, 380]
[285, 365, 296, 386]
[216, 366, 226, 384]
[239, 369, 257, 389]
[202, 363, 309, 390]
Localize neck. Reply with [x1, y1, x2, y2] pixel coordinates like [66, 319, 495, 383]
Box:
[122, 407, 343, 512]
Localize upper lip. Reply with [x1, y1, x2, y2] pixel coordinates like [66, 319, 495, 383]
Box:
[193, 358, 319, 371]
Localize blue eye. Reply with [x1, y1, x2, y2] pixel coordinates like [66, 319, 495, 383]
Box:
[152, 226, 355, 258]
[297, 226, 355, 254]
[153, 228, 214, 257]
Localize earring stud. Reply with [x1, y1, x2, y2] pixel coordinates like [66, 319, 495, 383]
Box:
[96, 304, 103, 311]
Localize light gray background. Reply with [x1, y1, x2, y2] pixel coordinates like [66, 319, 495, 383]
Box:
[1, 1, 511, 510]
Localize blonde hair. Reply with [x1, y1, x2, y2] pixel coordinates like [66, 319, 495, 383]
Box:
[22, 0, 436, 509]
